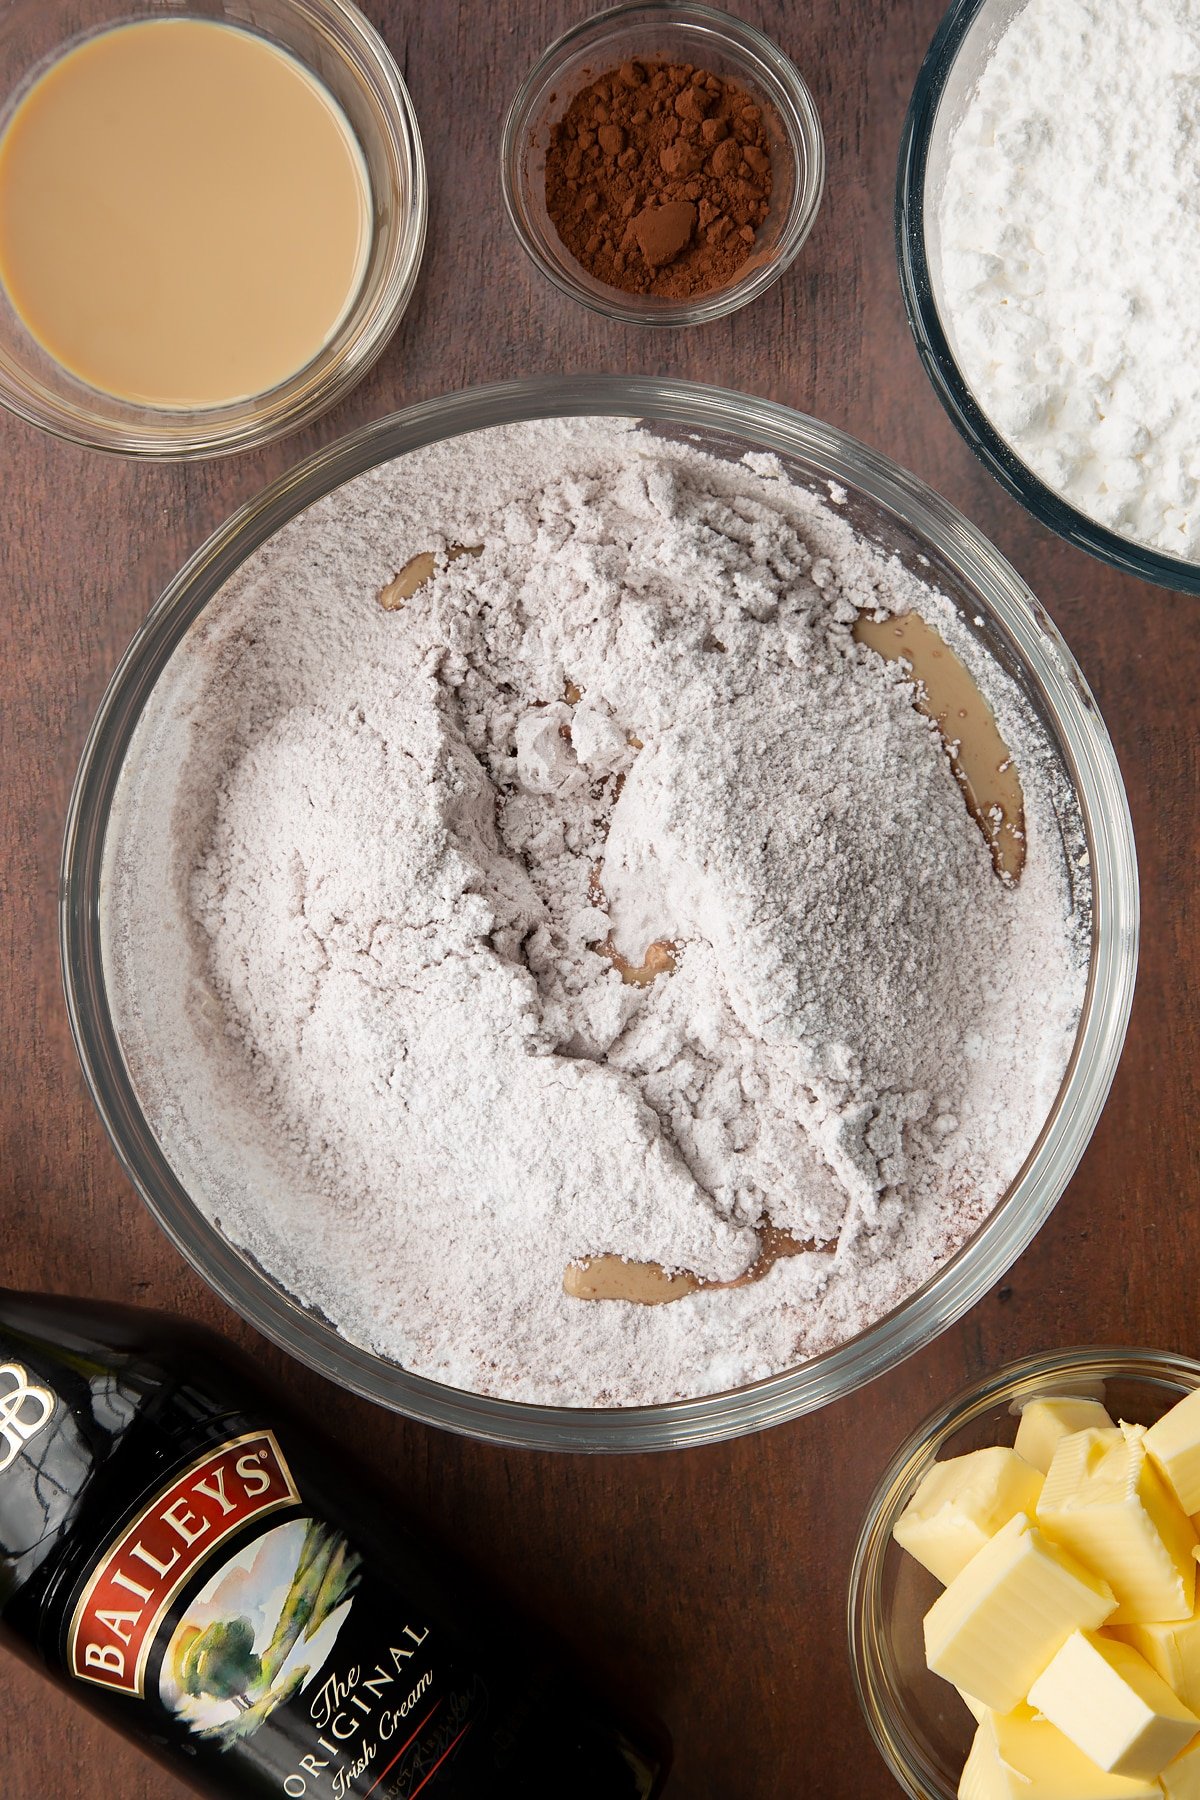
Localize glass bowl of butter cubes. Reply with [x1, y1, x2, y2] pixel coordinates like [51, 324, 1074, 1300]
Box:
[849, 1349, 1200, 1799]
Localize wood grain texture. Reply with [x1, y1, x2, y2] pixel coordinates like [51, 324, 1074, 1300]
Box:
[2, 1, 1197, 1795]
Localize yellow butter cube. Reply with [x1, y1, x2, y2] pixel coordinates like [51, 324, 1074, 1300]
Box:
[894, 1447, 1046, 1584]
[959, 1707, 1162, 1798]
[1145, 1391, 1200, 1517]
[1037, 1426, 1198, 1623]
[1016, 1397, 1116, 1475]
[1161, 1738, 1200, 1800]
[1027, 1630, 1198, 1778]
[1106, 1586, 1200, 1714]
[924, 1512, 1115, 1713]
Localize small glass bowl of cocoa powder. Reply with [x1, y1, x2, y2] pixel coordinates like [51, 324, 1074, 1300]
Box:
[501, 1, 824, 326]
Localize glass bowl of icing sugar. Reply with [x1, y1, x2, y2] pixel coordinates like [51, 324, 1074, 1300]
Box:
[900, 0, 1200, 592]
[62, 376, 1138, 1449]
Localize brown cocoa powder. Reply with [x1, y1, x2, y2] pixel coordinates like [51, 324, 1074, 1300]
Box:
[544, 58, 774, 300]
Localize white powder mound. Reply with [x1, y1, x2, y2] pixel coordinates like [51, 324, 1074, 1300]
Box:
[936, 0, 1200, 561]
[102, 418, 1088, 1406]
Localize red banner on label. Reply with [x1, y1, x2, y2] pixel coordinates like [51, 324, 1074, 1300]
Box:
[68, 1429, 299, 1696]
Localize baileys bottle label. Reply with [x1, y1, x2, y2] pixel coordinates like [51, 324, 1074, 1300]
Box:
[63, 1432, 487, 1798]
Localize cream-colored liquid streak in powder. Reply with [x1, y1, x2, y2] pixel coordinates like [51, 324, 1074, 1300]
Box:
[0, 20, 371, 408]
[853, 610, 1026, 883]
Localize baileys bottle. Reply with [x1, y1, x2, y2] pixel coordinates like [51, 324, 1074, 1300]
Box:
[0, 1288, 669, 1798]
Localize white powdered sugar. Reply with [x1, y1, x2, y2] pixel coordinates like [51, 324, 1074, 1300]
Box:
[103, 418, 1088, 1405]
[936, 0, 1200, 560]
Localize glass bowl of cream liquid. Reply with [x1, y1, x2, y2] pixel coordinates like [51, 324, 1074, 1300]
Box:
[0, 0, 426, 457]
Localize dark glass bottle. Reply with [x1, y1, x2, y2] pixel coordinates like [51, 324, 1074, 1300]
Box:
[0, 1289, 669, 1799]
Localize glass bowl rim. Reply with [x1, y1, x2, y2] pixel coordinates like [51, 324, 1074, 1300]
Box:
[499, 0, 826, 328]
[896, 0, 1200, 596]
[61, 374, 1138, 1452]
[848, 1346, 1200, 1800]
[0, 0, 428, 460]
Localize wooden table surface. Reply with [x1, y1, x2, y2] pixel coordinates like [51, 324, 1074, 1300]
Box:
[3, 2, 1197, 1795]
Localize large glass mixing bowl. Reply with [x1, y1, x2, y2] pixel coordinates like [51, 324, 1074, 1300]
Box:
[897, 0, 1200, 594]
[61, 377, 1138, 1451]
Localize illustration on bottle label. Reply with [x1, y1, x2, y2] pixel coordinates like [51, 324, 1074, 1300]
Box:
[68, 1430, 299, 1696]
[0, 1360, 56, 1471]
[159, 1515, 362, 1749]
[155, 1516, 477, 1794]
